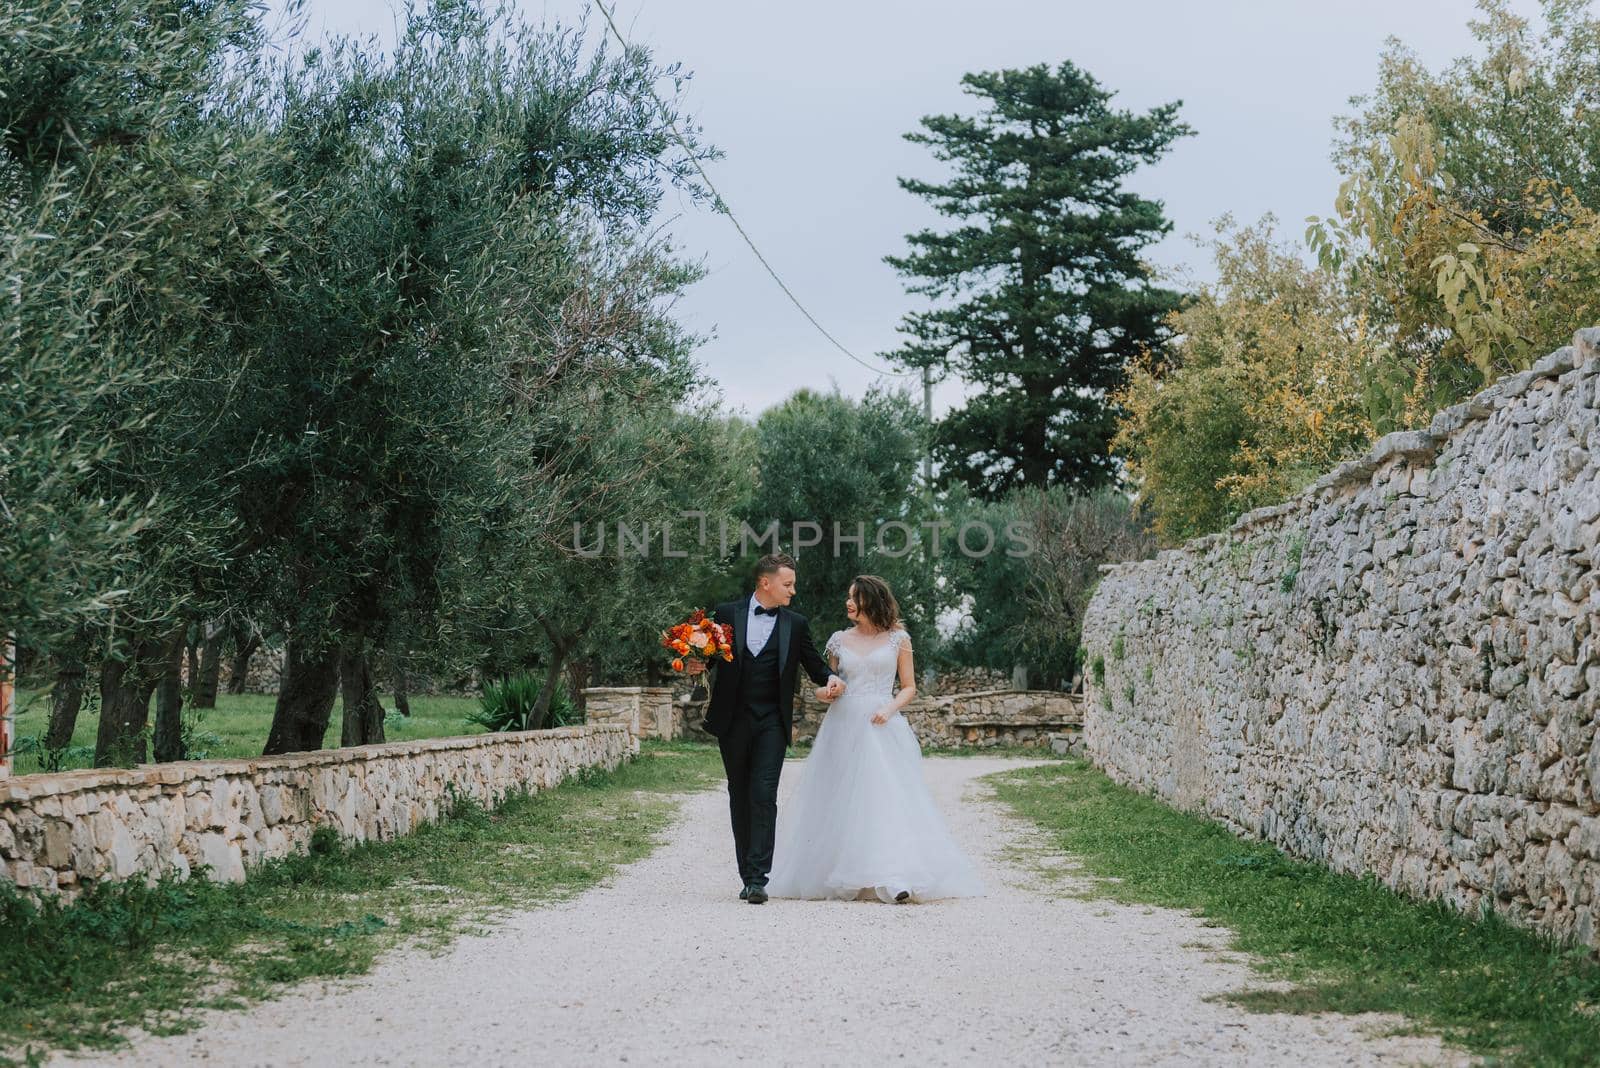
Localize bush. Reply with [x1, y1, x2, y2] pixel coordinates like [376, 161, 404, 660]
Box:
[547, 686, 582, 728]
[944, 485, 1153, 688]
[467, 672, 582, 732]
[308, 825, 342, 857]
[11, 735, 94, 774]
[1111, 219, 1373, 545]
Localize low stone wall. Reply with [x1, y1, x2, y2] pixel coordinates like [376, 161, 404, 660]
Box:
[1083, 330, 1600, 947]
[584, 687, 680, 740]
[663, 665, 1015, 711]
[911, 689, 1083, 751]
[662, 684, 1081, 751]
[0, 724, 636, 901]
[922, 666, 1015, 697]
[792, 688, 1081, 751]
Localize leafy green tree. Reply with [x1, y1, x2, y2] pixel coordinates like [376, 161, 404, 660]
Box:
[885, 62, 1193, 498]
[742, 387, 948, 644]
[2, 0, 289, 765]
[1309, 0, 1600, 429]
[1113, 218, 1375, 543]
[582, 411, 757, 690]
[497, 398, 749, 725]
[239, 3, 716, 753]
[4, 0, 732, 762]
[944, 485, 1152, 688]
[1113, 1, 1600, 544]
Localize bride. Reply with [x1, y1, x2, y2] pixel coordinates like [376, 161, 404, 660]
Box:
[764, 575, 985, 904]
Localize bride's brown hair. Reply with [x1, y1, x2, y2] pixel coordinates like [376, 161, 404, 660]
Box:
[850, 575, 901, 632]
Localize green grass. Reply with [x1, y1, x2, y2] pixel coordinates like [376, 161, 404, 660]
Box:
[8, 689, 487, 774]
[0, 739, 723, 1066]
[1280, 530, 1306, 592]
[987, 758, 1600, 1067]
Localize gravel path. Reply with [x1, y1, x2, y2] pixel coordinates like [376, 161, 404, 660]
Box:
[61, 755, 1469, 1067]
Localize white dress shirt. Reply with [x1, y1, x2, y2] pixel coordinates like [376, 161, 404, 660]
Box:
[746, 593, 779, 656]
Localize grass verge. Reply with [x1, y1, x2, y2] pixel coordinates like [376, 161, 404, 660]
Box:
[0, 739, 723, 1066]
[985, 757, 1600, 1067]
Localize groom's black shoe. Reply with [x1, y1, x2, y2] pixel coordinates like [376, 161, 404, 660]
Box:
[739, 883, 751, 900]
[746, 883, 769, 904]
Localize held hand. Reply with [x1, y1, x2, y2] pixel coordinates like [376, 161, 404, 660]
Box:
[685, 659, 706, 676]
[815, 685, 836, 703]
[826, 675, 846, 699]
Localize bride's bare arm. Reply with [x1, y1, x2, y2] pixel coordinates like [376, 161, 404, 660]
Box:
[870, 632, 917, 724]
[815, 648, 840, 702]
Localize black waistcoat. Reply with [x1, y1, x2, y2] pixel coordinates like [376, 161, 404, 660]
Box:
[738, 626, 781, 719]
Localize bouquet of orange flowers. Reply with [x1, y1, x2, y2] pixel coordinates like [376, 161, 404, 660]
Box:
[661, 608, 735, 674]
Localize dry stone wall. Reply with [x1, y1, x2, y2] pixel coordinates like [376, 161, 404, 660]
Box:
[1083, 330, 1600, 947]
[585, 687, 680, 740]
[0, 724, 636, 901]
[920, 667, 1015, 696]
[651, 684, 1082, 751]
[789, 688, 1081, 750]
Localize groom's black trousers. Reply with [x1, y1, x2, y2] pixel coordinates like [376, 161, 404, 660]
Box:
[717, 707, 786, 887]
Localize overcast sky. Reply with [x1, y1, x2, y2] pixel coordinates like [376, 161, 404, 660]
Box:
[270, 0, 1537, 416]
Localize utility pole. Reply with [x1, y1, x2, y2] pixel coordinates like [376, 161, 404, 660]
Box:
[919, 364, 937, 681]
[921, 364, 933, 494]
[1, 633, 13, 778]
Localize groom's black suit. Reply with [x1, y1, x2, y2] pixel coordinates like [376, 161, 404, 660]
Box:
[702, 596, 834, 888]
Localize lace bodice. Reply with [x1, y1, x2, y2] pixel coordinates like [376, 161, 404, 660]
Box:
[824, 628, 911, 699]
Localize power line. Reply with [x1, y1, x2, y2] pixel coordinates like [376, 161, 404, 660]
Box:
[589, 0, 919, 380]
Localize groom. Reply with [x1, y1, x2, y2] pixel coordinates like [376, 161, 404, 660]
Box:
[688, 552, 844, 904]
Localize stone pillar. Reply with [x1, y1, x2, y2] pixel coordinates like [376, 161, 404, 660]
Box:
[641, 686, 679, 740]
[582, 687, 680, 740]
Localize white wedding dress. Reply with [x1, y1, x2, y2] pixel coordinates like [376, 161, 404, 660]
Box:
[764, 627, 985, 903]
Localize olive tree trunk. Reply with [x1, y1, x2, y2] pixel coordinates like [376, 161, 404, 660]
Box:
[388, 647, 411, 718]
[262, 638, 340, 754]
[339, 642, 386, 746]
[44, 653, 87, 750]
[153, 629, 187, 763]
[226, 623, 261, 695]
[193, 620, 224, 709]
[94, 633, 167, 767]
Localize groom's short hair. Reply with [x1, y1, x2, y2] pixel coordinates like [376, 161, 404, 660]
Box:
[754, 552, 796, 580]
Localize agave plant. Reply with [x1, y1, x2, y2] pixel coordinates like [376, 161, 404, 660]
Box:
[467, 673, 583, 732]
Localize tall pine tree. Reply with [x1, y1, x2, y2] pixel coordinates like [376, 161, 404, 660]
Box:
[885, 63, 1193, 497]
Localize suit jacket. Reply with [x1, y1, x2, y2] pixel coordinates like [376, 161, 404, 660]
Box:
[701, 597, 834, 741]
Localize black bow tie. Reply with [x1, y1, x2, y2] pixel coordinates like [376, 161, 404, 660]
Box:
[753, 604, 779, 616]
